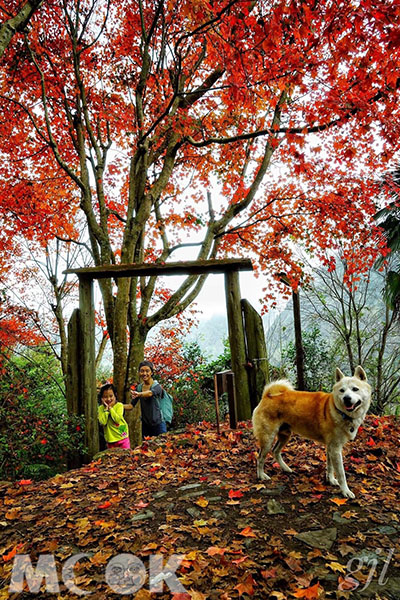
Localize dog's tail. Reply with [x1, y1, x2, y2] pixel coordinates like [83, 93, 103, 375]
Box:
[262, 379, 294, 397]
[252, 379, 294, 441]
[253, 379, 294, 427]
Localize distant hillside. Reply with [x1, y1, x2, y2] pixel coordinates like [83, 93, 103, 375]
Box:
[185, 314, 228, 358]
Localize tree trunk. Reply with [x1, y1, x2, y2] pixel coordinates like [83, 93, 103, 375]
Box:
[224, 271, 251, 421]
[375, 305, 394, 413]
[124, 326, 147, 448]
[113, 277, 131, 404]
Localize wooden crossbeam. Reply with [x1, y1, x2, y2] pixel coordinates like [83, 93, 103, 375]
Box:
[64, 258, 253, 279]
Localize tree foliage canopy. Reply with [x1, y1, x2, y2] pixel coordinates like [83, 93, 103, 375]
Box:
[1, 0, 400, 398]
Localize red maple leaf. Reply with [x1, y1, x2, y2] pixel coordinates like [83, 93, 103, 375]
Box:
[293, 582, 323, 599]
[2, 543, 24, 562]
[238, 526, 257, 537]
[228, 489, 244, 499]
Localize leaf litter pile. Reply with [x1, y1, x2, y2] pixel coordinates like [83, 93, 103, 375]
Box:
[1, 415, 399, 599]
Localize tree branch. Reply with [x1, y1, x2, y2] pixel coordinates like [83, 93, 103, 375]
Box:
[0, 0, 43, 58]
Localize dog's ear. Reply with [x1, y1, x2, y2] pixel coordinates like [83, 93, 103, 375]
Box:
[335, 367, 345, 382]
[354, 366, 367, 381]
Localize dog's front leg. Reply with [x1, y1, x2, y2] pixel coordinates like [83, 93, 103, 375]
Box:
[326, 449, 339, 487]
[327, 444, 355, 499]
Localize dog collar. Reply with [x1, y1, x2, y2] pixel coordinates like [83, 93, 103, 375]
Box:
[335, 406, 355, 432]
[335, 406, 352, 421]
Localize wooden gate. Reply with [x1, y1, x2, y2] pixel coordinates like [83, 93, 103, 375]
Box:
[65, 258, 254, 459]
[241, 299, 270, 411]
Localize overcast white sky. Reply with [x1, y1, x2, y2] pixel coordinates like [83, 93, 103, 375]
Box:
[164, 233, 266, 320]
[187, 270, 264, 319]
[158, 268, 267, 323]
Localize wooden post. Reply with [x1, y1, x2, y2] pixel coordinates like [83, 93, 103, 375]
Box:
[225, 371, 238, 429]
[241, 299, 269, 410]
[293, 290, 305, 390]
[213, 373, 221, 434]
[66, 309, 83, 469]
[215, 370, 238, 430]
[79, 276, 99, 459]
[66, 309, 81, 416]
[224, 271, 251, 421]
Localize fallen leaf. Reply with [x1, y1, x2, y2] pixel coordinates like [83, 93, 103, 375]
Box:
[367, 454, 378, 461]
[293, 582, 323, 598]
[235, 574, 255, 596]
[325, 561, 347, 574]
[284, 528, 297, 535]
[2, 543, 24, 562]
[338, 575, 360, 590]
[330, 498, 348, 506]
[228, 489, 244, 499]
[232, 556, 249, 565]
[185, 551, 200, 561]
[206, 547, 226, 556]
[341, 510, 357, 519]
[195, 497, 209, 507]
[338, 543, 355, 557]
[307, 549, 323, 560]
[284, 556, 302, 572]
[189, 590, 208, 600]
[75, 517, 90, 530]
[261, 567, 277, 579]
[134, 590, 152, 600]
[238, 526, 256, 537]
[5, 508, 21, 520]
[90, 550, 114, 566]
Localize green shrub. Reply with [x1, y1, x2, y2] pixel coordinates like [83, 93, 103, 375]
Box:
[0, 348, 86, 481]
[0, 390, 85, 481]
[171, 340, 231, 427]
[282, 327, 334, 391]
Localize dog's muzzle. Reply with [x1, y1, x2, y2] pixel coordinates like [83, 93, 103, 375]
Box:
[343, 396, 361, 411]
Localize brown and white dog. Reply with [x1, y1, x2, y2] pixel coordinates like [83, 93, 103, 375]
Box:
[252, 366, 371, 498]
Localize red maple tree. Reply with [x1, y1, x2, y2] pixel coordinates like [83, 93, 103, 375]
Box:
[0, 0, 399, 435]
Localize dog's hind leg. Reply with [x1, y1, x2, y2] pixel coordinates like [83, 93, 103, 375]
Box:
[272, 425, 292, 473]
[256, 430, 277, 481]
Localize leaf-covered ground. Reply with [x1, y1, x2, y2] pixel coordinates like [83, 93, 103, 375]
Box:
[1, 415, 399, 600]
